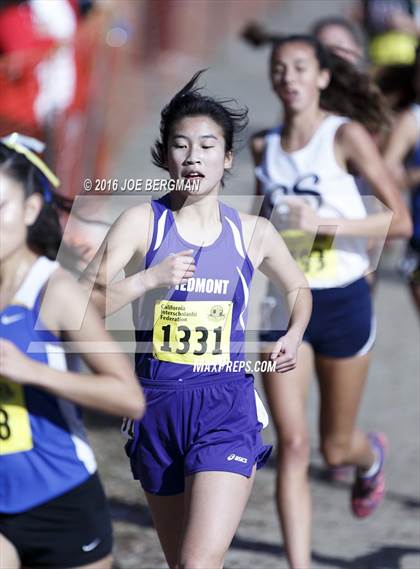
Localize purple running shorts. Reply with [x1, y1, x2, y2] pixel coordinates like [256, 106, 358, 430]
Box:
[125, 374, 272, 495]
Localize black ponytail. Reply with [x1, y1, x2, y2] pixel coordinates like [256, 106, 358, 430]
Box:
[241, 21, 283, 48]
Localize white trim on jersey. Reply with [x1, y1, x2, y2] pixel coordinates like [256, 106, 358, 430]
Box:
[153, 209, 168, 251]
[236, 265, 249, 332]
[225, 215, 245, 259]
[44, 343, 97, 475]
[14, 257, 59, 308]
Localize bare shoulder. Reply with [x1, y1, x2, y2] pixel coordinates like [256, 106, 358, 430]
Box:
[115, 201, 154, 229]
[238, 211, 273, 259]
[336, 120, 368, 145]
[335, 120, 378, 170]
[44, 267, 88, 305]
[39, 267, 89, 332]
[108, 201, 154, 254]
[238, 210, 270, 231]
[392, 108, 418, 140]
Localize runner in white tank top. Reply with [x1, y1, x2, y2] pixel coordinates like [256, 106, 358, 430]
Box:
[251, 35, 412, 569]
[256, 113, 370, 289]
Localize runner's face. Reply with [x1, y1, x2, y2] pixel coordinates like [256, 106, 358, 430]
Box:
[271, 42, 330, 113]
[167, 116, 233, 196]
[0, 172, 41, 262]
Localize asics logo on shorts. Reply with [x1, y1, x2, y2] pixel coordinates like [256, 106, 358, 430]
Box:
[227, 453, 248, 464]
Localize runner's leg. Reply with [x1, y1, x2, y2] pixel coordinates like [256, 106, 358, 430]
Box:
[179, 469, 256, 569]
[145, 492, 185, 569]
[261, 343, 313, 569]
[316, 352, 375, 470]
[0, 535, 19, 569]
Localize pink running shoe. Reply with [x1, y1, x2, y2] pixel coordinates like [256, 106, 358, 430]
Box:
[351, 432, 388, 518]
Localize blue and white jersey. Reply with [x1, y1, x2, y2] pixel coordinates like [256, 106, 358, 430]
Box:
[256, 115, 370, 288]
[0, 257, 96, 514]
[133, 194, 254, 382]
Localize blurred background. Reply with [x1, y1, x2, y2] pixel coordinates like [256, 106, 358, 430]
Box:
[1, 1, 418, 567]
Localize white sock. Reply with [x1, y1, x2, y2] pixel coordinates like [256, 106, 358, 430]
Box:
[359, 446, 381, 478]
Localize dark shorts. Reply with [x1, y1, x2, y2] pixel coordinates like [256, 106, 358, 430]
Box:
[125, 374, 272, 496]
[0, 473, 113, 568]
[260, 277, 375, 358]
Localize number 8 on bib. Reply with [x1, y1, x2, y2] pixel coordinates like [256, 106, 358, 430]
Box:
[0, 378, 33, 455]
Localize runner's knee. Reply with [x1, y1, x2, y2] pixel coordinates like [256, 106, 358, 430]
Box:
[277, 434, 310, 467]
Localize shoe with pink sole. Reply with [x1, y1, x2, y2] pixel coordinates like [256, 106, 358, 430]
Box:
[351, 432, 388, 518]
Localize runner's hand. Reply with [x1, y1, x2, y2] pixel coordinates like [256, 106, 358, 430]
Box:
[145, 249, 196, 288]
[283, 197, 321, 234]
[0, 339, 38, 385]
[270, 332, 300, 373]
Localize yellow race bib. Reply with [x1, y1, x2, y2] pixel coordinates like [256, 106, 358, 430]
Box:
[281, 229, 337, 280]
[153, 300, 233, 365]
[0, 378, 33, 455]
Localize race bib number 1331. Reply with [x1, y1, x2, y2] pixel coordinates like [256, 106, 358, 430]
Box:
[153, 300, 233, 365]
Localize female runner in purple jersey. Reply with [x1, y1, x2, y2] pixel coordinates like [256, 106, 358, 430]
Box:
[83, 71, 312, 569]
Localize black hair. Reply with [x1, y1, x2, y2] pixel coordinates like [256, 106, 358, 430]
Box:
[241, 21, 282, 48]
[375, 64, 416, 111]
[272, 34, 331, 69]
[151, 70, 249, 171]
[271, 35, 390, 135]
[242, 19, 364, 52]
[375, 43, 419, 111]
[0, 143, 65, 260]
[310, 16, 364, 49]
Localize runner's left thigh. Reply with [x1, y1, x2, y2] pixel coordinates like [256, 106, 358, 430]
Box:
[179, 469, 256, 567]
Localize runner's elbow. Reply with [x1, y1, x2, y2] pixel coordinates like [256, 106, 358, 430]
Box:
[389, 212, 412, 239]
[123, 388, 146, 420]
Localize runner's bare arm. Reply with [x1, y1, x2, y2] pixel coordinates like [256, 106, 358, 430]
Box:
[331, 121, 413, 238]
[0, 270, 145, 419]
[384, 109, 420, 189]
[241, 214, 312, 345]
[80, 204, 152, 315]
[81, 204, 195, 316]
